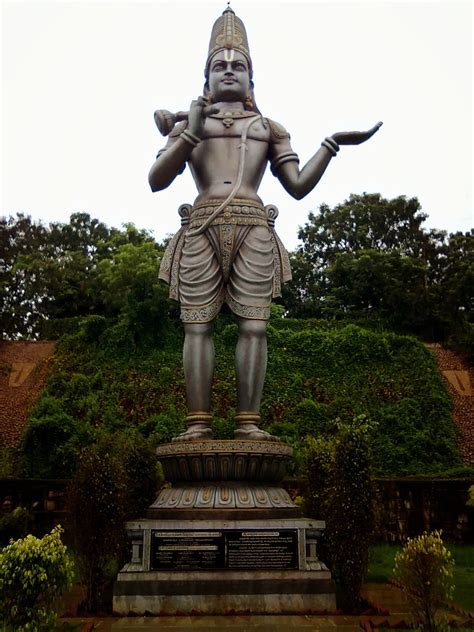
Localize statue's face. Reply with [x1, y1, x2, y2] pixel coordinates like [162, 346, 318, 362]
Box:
[208, 50, 250, 103]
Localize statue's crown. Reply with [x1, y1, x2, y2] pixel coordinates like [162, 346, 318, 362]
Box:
[206, 6, 252, 77]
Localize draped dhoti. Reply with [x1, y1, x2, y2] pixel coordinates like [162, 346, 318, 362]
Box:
[159, 199, 292, 323]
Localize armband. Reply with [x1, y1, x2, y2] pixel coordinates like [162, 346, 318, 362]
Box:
[321, 137, 339, 157]
[270, 151, 300, 175]
[180, 130, 201, 147]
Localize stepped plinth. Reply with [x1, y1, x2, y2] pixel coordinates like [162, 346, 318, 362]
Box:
[113, 439, 335, 615]
[148, 440, 300, 519]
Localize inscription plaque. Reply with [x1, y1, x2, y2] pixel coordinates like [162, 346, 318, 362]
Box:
[150, 529, 298, 570]
[151, 531, 224, 570]
[226, 530, 298, 569]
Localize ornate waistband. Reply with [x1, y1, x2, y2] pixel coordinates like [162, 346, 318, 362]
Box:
[190, 199, 268, 227]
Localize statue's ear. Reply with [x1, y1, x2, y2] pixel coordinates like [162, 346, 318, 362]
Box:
[203, 81, 211, 100]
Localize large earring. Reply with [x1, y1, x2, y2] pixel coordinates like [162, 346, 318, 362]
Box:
[244, 94, 254, 111]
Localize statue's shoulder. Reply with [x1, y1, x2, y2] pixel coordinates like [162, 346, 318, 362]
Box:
[169, 120, 188, 137]
[265, 118, 290, 142]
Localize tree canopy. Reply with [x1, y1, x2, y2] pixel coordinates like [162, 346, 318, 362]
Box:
[281, 193, 473, 345]
[1, 213, 166, 340]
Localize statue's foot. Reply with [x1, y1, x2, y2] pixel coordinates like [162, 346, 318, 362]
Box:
[234, 423, 279, 442]
[172, 424, 213, 442]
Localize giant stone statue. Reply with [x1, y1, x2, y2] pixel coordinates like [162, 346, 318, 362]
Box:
[149, 6, 381, 442]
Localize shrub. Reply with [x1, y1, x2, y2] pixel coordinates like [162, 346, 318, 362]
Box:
[0, 525, 74, 631]
[68, 438, 127, 613]
[305, 416, 375, 609]
[22, 320, 462, 478]
[393, 530, 454, 631]
[327, 417, 375, 609]
[112, 430, 163, 518]
[67, 430, 161, 612]
[0, 447, 15, 478]
[21, 395, 95, 478]
[0, 507, 34, 547]
[467, 484, 474, 507]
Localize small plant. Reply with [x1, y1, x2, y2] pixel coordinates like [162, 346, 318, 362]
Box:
[393, 530, 454, 632]
[0, 525, 74, 631]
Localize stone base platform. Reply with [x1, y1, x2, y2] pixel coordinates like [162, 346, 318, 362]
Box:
[113, 517, 335, 615]
[113, 569, 335, 615]
[113, 441, 335, 615]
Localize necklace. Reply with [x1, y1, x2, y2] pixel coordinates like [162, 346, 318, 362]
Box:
[209, 110, 256, 128]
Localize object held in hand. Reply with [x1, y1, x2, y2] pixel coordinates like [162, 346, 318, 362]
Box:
[154, 109, 189, 136]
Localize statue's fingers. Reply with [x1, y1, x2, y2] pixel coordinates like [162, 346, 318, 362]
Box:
[190, 99, 203, 110]
[196, 96, 209, 108]
[370, 121, 383, 134]
[203, 105, 219, 117]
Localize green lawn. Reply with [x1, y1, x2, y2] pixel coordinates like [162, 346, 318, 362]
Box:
[367, 543, 401, 582]
[367, 544, 474, 612]
[449, 544, 474, 613]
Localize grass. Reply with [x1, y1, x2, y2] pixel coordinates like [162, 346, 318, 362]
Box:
[367, 543, 400, 582]
[449, 544, 474, 613]
[367, 544, 474, 613]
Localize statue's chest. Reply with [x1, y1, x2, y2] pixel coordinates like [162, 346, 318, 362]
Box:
[203, 116, 269, 143]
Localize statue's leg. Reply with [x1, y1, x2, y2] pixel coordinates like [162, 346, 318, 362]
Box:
[234, 317, 278, 441]
[173, 321, 215, 441]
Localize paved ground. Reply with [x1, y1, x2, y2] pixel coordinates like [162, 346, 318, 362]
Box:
[64, 614, 378, 630]
[62, 582, 474, 630]
[60, 582, 417, 631]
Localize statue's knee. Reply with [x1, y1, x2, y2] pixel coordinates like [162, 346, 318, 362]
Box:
[238, 318, 268, 339]
[184, 322, 214, 338]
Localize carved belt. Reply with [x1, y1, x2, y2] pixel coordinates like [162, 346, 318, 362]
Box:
[189, 200, 268, 228]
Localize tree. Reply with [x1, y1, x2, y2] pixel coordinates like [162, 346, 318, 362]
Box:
[96, 240, 169, 345]
[282, 194, 472, 342]
[432, 231, 474, 339]
[1, 212, 159, 339]
[324, 249, 429, 333]
[283, 194, 433, 319]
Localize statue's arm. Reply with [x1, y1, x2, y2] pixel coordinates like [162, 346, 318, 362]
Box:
[269, 120, 382, 200]
[149, 97, 217, 192]
[148, 125, 197, 192]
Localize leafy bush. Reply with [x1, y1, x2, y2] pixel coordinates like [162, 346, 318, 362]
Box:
[68, 431, 161, 612]
[0, 506, 33, 547]
[305, 416, 375, 609]
[0, 525, 74, 631]
[394, 531, 454, 631]
[21, 395, 95, 478]
[21, 321, 461, 478]
[68, 438, 127, 613]
[467, 485, 474, 507]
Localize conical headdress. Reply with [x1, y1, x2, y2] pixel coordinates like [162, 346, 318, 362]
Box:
[205, 7, 252, 77]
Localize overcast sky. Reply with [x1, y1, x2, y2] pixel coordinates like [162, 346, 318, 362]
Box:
[2, 0, 472, 250]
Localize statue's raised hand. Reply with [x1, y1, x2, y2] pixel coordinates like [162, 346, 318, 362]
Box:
[331, 121, 383, 146]
[188, 96, 219, 138]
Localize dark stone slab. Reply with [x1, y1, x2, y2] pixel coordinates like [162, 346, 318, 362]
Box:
[150, 528, 298, 571]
